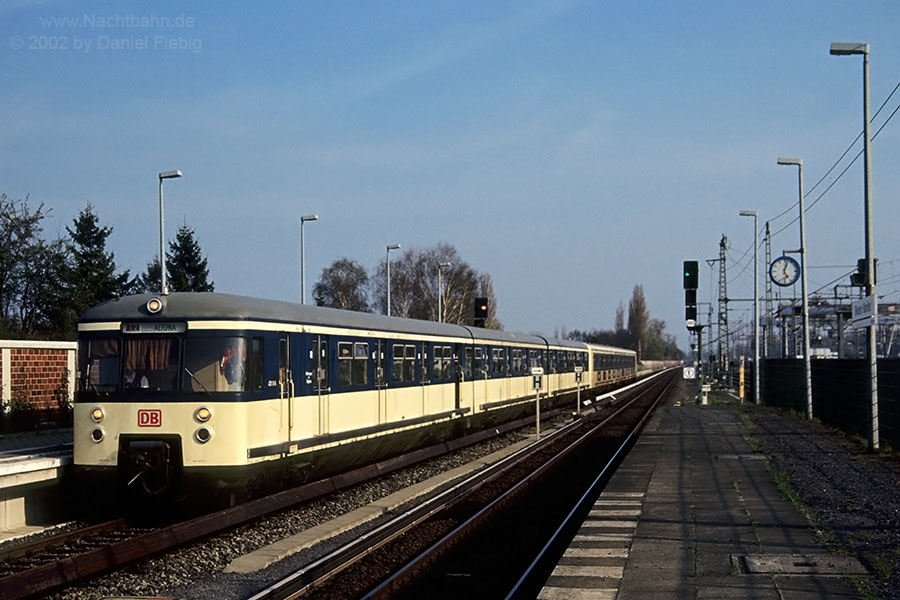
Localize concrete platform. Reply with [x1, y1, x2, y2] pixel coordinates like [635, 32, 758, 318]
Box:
[539, 402, 866, 599]
[0, 428, 72, 540]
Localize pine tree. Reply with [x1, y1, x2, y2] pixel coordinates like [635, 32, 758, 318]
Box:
[65, 203, 133, 315]
[167, 225, 214, 292]
[135, 256, 162, 294]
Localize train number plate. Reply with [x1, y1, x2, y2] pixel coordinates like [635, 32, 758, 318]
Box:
[138, 409, 162, 427]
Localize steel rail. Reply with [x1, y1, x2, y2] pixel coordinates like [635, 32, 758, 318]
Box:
[360, 373, 672, 600]
[243, 406, 586, 600]
[246, 375, 668, 600]
[504, 369, 678, 599]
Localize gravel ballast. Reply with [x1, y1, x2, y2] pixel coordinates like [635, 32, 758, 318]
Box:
[740, 402, 900, 600]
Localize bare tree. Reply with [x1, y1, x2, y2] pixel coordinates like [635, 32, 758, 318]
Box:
[371, 243, 501, 328]
[313, 258, 371, 311]
[627, 284, 650, 359]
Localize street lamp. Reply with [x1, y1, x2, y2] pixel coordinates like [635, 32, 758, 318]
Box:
[831, 41, 879, 450]
[386, 244, 401, 316]
[777, 157, 812, 420]
[300, 214, 319, 304]
[437, 262, 452, 323]
[739, 209, 760, 404]
[158, 169, 182, 295]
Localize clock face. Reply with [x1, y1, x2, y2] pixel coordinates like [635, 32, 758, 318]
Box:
[770, 256, 800, 287]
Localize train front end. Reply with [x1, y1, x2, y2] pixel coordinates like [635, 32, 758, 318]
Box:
[73, 295, 257, 510]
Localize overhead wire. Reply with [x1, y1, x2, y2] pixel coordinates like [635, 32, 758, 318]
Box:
[767, 77, 900, 239]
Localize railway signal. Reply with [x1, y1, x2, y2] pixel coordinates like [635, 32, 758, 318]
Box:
[474, 297, 488, 328]
[683, 260, 698, 290]
[683, 261, 698, 328]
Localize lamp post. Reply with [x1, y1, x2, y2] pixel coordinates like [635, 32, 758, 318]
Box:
[437, 262, 451, 323]
[300, 214, 319, 304]
[831, 41, 879, 450]
[739, 209, 760, 404]
[386, 244, 401, 316]
[157, 169, 182, 295]
[777, 157, 812, 420]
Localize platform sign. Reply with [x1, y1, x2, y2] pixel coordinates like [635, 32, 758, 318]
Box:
[682, 366, 696, 380]
[574, 365, 583, 384]
[532, 374, 543, 390]
[851, 294, 877, 329]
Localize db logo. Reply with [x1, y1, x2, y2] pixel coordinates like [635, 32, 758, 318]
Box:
[138, 409, 162, 427]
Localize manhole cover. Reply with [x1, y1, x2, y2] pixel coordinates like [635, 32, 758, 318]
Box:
[733, 554, 869, 576]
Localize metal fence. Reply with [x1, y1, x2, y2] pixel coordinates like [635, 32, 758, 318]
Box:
[761, 358, 899, 448]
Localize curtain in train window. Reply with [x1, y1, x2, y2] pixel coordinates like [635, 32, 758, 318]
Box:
[124, 336, 179, 391]
[79, 337, 120, 393]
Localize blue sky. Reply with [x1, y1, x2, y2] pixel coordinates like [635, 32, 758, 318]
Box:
[3, 1, 900, 351]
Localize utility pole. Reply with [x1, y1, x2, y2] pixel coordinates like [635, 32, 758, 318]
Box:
[718, 235, 730, 378]
[764, 221, 774, 358]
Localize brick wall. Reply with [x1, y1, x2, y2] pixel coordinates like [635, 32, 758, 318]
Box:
[1, 341, 77, 412]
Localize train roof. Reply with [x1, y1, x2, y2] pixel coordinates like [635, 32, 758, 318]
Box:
[585, 343, 637, 356]
[78, 292, 600, 350]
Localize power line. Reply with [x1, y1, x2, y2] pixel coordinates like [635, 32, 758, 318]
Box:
[768, 76, 900, 239]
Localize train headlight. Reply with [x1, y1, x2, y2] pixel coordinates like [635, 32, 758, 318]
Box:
[90, 407, 104, 423]
[195, 426, 212, 444]
[90, 427, 105, 443]
[194, 406, 212, 422]
[146, 297, 164, 314]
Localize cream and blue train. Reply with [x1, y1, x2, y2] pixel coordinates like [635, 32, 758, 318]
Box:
[74, 293, 636, 505]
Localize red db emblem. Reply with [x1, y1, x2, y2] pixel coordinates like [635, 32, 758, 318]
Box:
[138, 409, 162, 427]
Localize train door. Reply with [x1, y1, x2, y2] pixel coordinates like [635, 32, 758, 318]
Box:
[375, 340, 387, 423]
[313, 336, 330, 435]
[420, 342, 430, 416]
[454, 343, 462, 410]
[279, 336, 294, 440]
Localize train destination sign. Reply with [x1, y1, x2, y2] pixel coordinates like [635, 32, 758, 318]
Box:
[122, 322, 187, 334]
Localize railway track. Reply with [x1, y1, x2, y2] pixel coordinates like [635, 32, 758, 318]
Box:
[246, 369, 676, 600]
[0, 389, 614, 600]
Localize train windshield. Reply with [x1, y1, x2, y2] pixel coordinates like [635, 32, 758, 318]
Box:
[182, 336, 258, 393]
[123, 336, 180, 391]
[77, 333, 261, 397]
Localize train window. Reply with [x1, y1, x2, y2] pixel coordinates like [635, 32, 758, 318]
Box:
[492, 348, 505, 375]
[353, 342, 369, 385]
[432, 345, 452, 380]
[392, 344, 403, 382]
[250, 338, 264, 390]
[78, 337, 120, 393]
[183, 336, 259, 393]
[392, 344, 416, 383]
[443, 346, 453, 379]
[474, 347, 483, 376]
[338, 342, 353, 385]
[314, 339, 329, 391]
[124, 336, 179, 391]
[464, 347, 473, 379]
[338, 342, 369, 386]
[405, 345, 416, 381]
